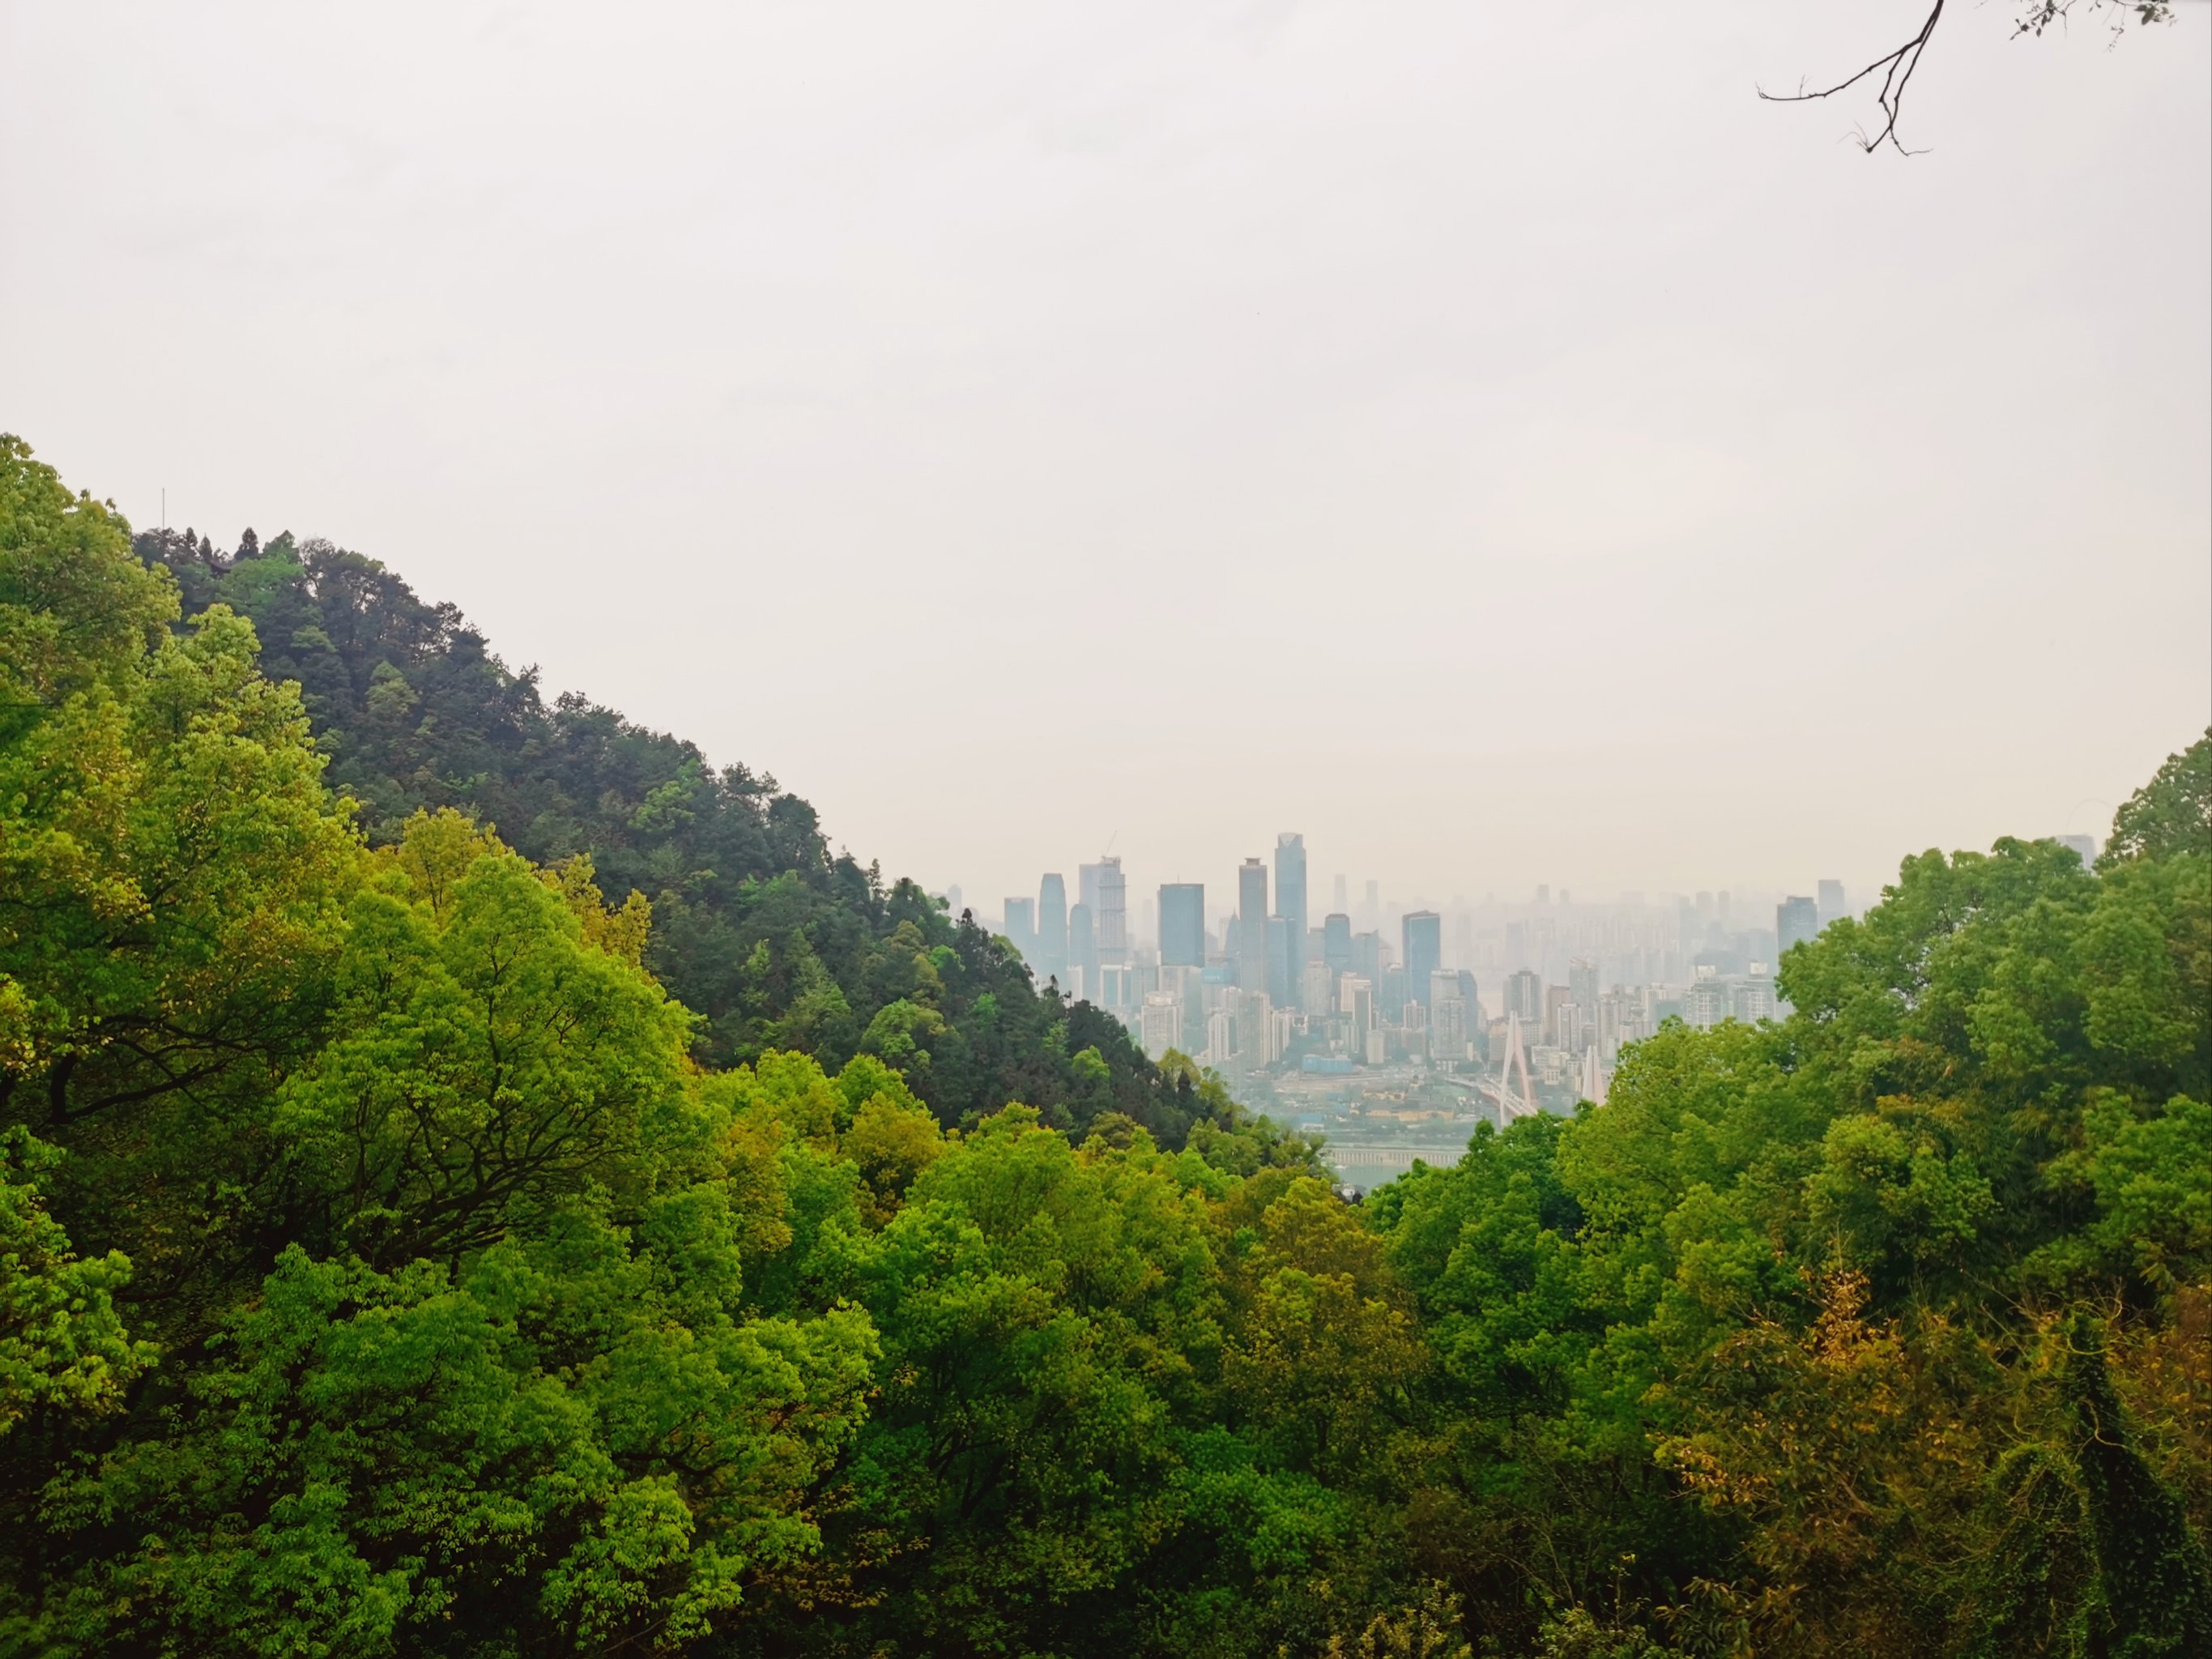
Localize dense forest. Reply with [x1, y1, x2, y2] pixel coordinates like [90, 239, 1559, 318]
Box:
[2, 433, 2207, 1657]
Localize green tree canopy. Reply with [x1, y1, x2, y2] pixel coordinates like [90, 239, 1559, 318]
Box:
[3, 437, 2205, 1657]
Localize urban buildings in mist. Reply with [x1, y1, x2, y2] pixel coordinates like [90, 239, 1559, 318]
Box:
[965, 830, 1986, 1120]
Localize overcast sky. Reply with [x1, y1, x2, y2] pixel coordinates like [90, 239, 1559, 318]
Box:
[5, 1, 2206, 919]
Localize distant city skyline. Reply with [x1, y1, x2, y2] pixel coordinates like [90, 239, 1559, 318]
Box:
[927, 804, 2130, 949]
[942, 800, 2137, 977]
[983, 849, 1890, 957]
[977, 817, 1916, 1106]
[6, 6, 2199, 942]
[985, 846, 1890, 967]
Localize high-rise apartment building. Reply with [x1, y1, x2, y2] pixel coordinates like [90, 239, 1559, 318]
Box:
[1433, 960, 1486, 1039]
[1237, 857, 1269, 990]
[1817, 880, 1847, 928]
[1302, 958, 1333, 1017]
[1205, 1008, 1235, 1066]
[1037, 874, 1068, 983]
[1682, 970, 1727, 1030]
[1139, 993, 1181, 1058]
[1776, 895, 1819, 955]
[1733, 975, 1776, 1024]
[1402, 911, 1442, 1006]
[1159, 963, 1204, 1050]
[1569, 957, 1597, 1017]
[1504, 968, 1543, 1023]
[1596, 987, 1649, 1059]
[1545, 983, 1574, 1047]
[1234, 988, 1272, 1069]
[1557, 1000, 1586, 1055]
[1338, 974, 1373, 1034]
[1158, 883, 1204, 968]
[1275, 832, 1308, 982]
[1432, 996, 1469, 1064]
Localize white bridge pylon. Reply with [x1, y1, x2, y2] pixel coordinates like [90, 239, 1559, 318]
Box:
[1477, 1010, 1540, 1123]
[1425, 1014, 1545, 1128]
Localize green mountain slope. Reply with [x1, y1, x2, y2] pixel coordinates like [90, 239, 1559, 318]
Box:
[130, 522, 1233, 1147]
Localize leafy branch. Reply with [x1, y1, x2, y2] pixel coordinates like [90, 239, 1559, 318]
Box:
[1762, 0, 2178, 156]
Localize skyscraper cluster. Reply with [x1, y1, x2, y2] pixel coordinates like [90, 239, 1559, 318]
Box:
[993, 842, 1854, 1111]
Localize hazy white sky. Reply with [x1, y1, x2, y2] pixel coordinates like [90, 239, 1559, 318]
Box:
[5, 2, 2206, 917]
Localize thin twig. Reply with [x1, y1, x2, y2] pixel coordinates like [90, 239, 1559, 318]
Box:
[1758, 0, 1947, 156]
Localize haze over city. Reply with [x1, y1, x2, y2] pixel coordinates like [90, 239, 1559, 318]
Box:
[5, 1, 2206, 913]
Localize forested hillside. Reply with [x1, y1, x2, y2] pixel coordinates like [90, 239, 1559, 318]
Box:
[127, 518, 1219, 1146]
[4, 435, 2208, 1657]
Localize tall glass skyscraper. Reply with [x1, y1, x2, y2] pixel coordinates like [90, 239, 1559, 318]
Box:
[1037, 873, 1068, 984]
[1101, 864, 1126, 958]
[1004, 897, 1036, 960]
[1352, 930, 1381, 987]
[1158, 883, 1204, 969]
[1068, 902, 1096, 1000]
[1273, 833, 1307, 983]
[1504, 968, 1543, 1022]
[1401, 910, 1441, 1008]
[1080, 858, 1127, 961]
[1777, 895, 1819, 954]
[1816, 880, 1847, 928]
[1237, 857, 1268, 989]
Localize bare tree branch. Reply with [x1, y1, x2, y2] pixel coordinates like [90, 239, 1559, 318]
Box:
[1761, 0, 2180, 158]
[1760, 1, 1947, 156]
